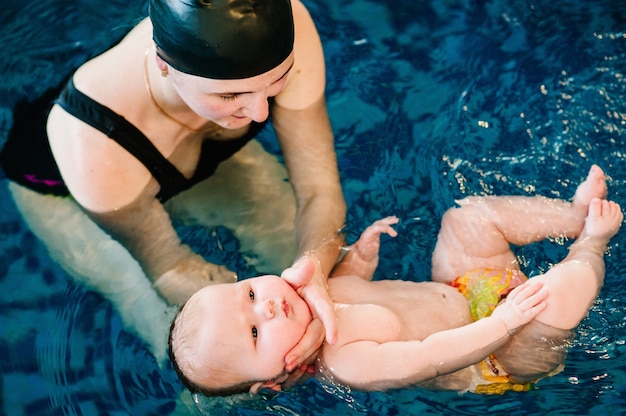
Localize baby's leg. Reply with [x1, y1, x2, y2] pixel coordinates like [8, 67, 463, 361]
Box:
[432, 165, 607, 283]
[493, 319, 574, 384]
[529, 198, 622, 330]
[494, 198, 622, 383]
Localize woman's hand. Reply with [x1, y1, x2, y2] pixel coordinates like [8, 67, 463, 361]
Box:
[281, 256, 337, 371]
[152, 256, 237, 305]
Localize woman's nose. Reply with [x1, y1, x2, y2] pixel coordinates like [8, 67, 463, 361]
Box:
[243, 93, 270, 122]
[256, 298, 275, 319]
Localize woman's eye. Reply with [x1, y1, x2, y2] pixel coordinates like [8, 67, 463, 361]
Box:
[251, 326, 258, 339]
[249, 290, 255, 301]
[220, 94, 238, 101]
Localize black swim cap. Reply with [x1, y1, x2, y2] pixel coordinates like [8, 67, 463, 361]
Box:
[150, 0, 294, 79]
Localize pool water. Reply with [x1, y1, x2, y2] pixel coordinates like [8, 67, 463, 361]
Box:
[1, 0, 626, 415]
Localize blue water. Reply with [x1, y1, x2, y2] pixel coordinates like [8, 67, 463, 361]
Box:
[1, 0, 626, 415]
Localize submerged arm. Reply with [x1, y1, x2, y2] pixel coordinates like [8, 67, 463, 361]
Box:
[88, 181, 234, 305]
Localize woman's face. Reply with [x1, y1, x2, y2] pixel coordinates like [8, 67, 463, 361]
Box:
[170, 52, 294, 129]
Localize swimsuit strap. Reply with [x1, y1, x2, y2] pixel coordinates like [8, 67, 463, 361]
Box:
[55, 78, 189, 201]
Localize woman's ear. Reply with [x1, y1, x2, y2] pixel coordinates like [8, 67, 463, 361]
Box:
[154, 53, 169, 77]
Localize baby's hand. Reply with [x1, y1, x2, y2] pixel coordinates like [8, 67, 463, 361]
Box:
[352, 216, 399, 262]
[332, 216, 398, 280]
[490, 281, 548, 333]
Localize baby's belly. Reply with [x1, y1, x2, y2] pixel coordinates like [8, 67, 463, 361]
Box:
[388, 282, 473, 339]
[332, 278, 473, 341]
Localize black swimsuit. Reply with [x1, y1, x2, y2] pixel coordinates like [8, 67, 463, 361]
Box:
[0, 77, 266, 202]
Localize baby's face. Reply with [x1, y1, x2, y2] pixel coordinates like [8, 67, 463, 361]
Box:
[193, 275, 312, 386]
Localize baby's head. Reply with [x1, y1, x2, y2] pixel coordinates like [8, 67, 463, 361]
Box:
[169, 275, 312, 395]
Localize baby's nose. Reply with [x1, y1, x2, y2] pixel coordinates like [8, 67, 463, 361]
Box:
[258, 299, 275, 319]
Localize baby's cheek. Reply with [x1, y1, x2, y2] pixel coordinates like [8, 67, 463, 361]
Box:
[270, 336, 296, 365]
[262, 350, 289, 378]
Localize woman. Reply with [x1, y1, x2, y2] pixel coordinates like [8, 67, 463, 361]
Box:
[1, 0, 342, 366]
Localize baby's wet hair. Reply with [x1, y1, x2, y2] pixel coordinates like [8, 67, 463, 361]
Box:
[168, 307, 206, 393]
[168, 303, 256, 397]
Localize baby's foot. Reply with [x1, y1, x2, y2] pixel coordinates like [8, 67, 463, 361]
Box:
[579, 198, 623, 244]
[572, 165, 608, 214]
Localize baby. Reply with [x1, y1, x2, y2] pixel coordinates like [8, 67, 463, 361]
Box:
[169, 165, 622, 395]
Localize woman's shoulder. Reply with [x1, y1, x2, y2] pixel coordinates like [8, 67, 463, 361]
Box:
[290, 0, 308, 17]
[47, 103, 155, 212]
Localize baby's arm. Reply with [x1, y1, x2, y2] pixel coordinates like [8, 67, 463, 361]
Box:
[324, 281, 547, 391]
[331, 216, 398, 280]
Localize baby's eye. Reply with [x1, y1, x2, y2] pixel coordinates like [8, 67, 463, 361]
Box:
[249, 289, 255, 301]
[251, 326, 258, 339]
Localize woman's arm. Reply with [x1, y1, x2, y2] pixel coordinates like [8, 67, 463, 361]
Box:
[273, 97, 346, 279]
[88, 181, 235, 304]
[274, 0, 346, 276]
[272, 0, 347, 368]
[48, 92, 234, 305]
